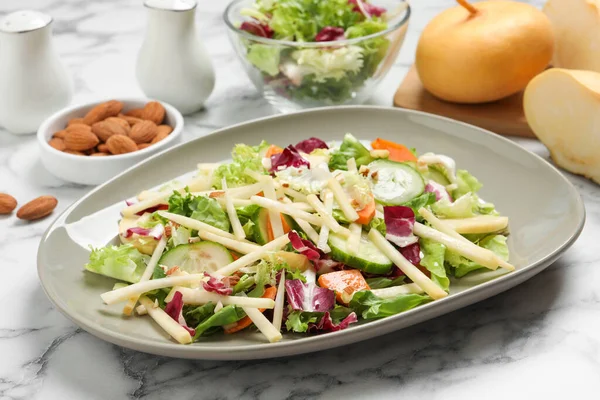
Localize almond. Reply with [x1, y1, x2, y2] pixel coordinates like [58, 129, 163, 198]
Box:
[151, 125, 172, 144]
[129, 120, 157, 144]
[91, 119, 129, 142]
[137, 143, 152, 150]
[83, 100, 123, 125]
[0, 193, 17, 214]
[17, 195, 58, 220]
[125, 108, 144, 118]
[64, 126, 99, 151]
[49, 137, 66, 151]
[97, 143, 110, 153]
[53, 129, 67, 139]
[64, 149, 85, 156]
[118, 114, 143, 126]
[67, 118, 86, 126]
[106, 134, 137, 154]
[91, 152, 110, 157]
[66, 123, 92, 133]
[141, 101, 166, 124]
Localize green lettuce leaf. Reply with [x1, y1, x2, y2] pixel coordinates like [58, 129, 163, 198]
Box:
[247, 44, 280, 76]
[365, 276, 406, 290]
[345, 19, 387, 39]
[349, 291, 430, 319]
[431, 193, 496, 219]
[447, 235, 509, 278]
[290, 46, 364, 82]
[452, 169, 483, 199]
[213, 142, 269, 189]
[328, 133, 374, 171]
[419, 239, 449, 291]
[193, 305, 246, 340]
[248, 259, 278, 297]
[152, 264, 166, 280]
[236, 204, 261, 239]
[368, 217, 386, 236]
[85, 244, 149, 283]
[168, 191, 230, 232]
[401, 192, 437, 218]
[184, 302, 216, 328]
[285, 310, 322, 333]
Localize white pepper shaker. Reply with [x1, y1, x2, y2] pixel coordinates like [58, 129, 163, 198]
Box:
[0, 10, 72, 135]
[136, 0, 215, 115]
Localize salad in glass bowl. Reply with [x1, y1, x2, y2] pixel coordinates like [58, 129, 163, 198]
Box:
[89, 134, 513, 345]
[224, 0, 410, 112]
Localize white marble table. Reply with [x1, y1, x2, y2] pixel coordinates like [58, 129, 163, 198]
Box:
[1, 0, 598, 399]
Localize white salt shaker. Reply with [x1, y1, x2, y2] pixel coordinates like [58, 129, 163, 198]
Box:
[0, 11, 72, 135]
[136, 0, 215, 115]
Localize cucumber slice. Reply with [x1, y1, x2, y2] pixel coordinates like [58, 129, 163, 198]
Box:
[328, 232, 393, 274]
[367, 160, 425, 205]
[252, 208, 270, 245]
[158, 242, 233, 274]
[423, 165, 451, 186]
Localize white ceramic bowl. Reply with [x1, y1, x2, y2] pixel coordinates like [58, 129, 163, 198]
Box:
[37, 98, 184, 185]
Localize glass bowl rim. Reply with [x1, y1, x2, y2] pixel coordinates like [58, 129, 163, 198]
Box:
[223, 0, 411, 48]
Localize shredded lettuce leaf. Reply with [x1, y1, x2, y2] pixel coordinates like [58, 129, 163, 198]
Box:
[349, 291, 430, 319]
[285, 310, 322, 332]
[365, 276, 406, 290]
[85, 244, 149, 283]
[290, 46, 364, 82]
[419, 239, 449, 291]
[184, 302, 216, 328]
[213, 142, 269, 189]
[193, 305, 246, 339]
[168, 191, 230, 232]
[401, 192, 437, 218]
[247, 44, 281, 76]
[431, 193, 496, 219]
[447, 235, 509, 278]
[453, 170, 483, 199]
[328, 133, 374, 171]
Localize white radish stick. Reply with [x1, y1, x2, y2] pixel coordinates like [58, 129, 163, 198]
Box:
[138, 296, 192, 344]
[317, 190, 334, 252]
[222, 179, 246, 240]
[306, 194, 342, 233]
[271, 271, 286, 332]
[327, 177, 359, 222]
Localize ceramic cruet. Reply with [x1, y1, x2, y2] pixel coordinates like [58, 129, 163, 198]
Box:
[136, 0, 216, 115]
[0, 10, 73, 135]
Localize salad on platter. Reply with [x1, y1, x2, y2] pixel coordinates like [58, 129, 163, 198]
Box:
[235, 0, 399, 104]
[88, 134, 514, 345]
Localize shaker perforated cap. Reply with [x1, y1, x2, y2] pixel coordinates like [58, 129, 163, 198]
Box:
[144, 0, 196, 11]
[0, 10, 52, 33]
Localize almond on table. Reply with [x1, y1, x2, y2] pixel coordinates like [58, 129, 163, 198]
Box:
[0, 193, 17, 214]
[16, 195, 58, 221]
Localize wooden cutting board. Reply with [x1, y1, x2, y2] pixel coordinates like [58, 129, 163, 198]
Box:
[393, 66, 536, 138]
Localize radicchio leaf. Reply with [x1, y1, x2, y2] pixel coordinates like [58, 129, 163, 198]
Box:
[313, 258, 344, 274]
[288, 231, 321, 260]
[348, 0, 386, 17]
[270, 145, 310, 172]
[285, 279, 335, 312]
[123, 224, 164, 240]
[425, 180, 452, 202]
[164, 291, 196, 336]
[312, 311, 358, 332]
[400, 242, 421, 266]
[124, 200, 169, 216]
[384, 206, 418, 248]
[295, 137, 329, 154]
[315, 27, 345, 42]
[203, 272, 233, 295]
[240, 21, 274, 38]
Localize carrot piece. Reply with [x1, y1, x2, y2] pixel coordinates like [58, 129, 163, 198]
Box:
[355, 194, 376, 225]
[265, 145, 284, 158]
[371, 138, 417, 162]
[230, 251, 241, 261]
[267, 213, 291, 241]
[318, 270, 370, 304]
[224, 286, 278, 334]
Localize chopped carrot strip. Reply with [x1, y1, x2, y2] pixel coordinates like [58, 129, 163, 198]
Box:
[318, 270, 370, 304]
[267, 213, 290, 241]
[224, 286, 278, 334]
[265, 145, 284, 158]
[371, 138, 417, 162]
[355, 194, 375, 225]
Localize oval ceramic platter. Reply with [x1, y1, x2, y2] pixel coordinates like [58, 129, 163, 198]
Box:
[37, 107, 585, 360]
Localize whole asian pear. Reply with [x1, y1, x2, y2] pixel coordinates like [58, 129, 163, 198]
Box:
[416, 0, 554, 104]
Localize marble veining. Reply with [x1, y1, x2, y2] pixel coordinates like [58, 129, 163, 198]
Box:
[0, 1, 598, 399]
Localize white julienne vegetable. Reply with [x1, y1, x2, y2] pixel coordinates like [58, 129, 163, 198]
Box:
[157, 211, 258, 250]
[416, 208, 514, 271]
[271, 271, 286, 332]
[262, 176, 285, 239]
[138, 296, 192, 345]
[101, 237, 288, 304]
[250, 195, 322, 225]
[346, 158, 357, 173]
[242, 306, 283, 343]
[441, 215, 509, 234]
[306, 194, 342, 233]
[214, 233, 291, 276]
[327, 177, 359, 222]
[348, 223, 362, 256]
[317, 190, 334, 252]
[123, 232, 168, 316]
[222, 179, 246, 240]
[370, 283, 425, 299]
[368, 229, 448, 300]
[199, 231, 260, 254]
[165, 287, 276, 308]
[123, 192, 170, 217]
[135, 304, 147, 315]
[282, 187, 308, 202]
[292, 216, 321, 245]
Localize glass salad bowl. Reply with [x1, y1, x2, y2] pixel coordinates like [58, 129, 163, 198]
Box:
[224, 0, 411, 112]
